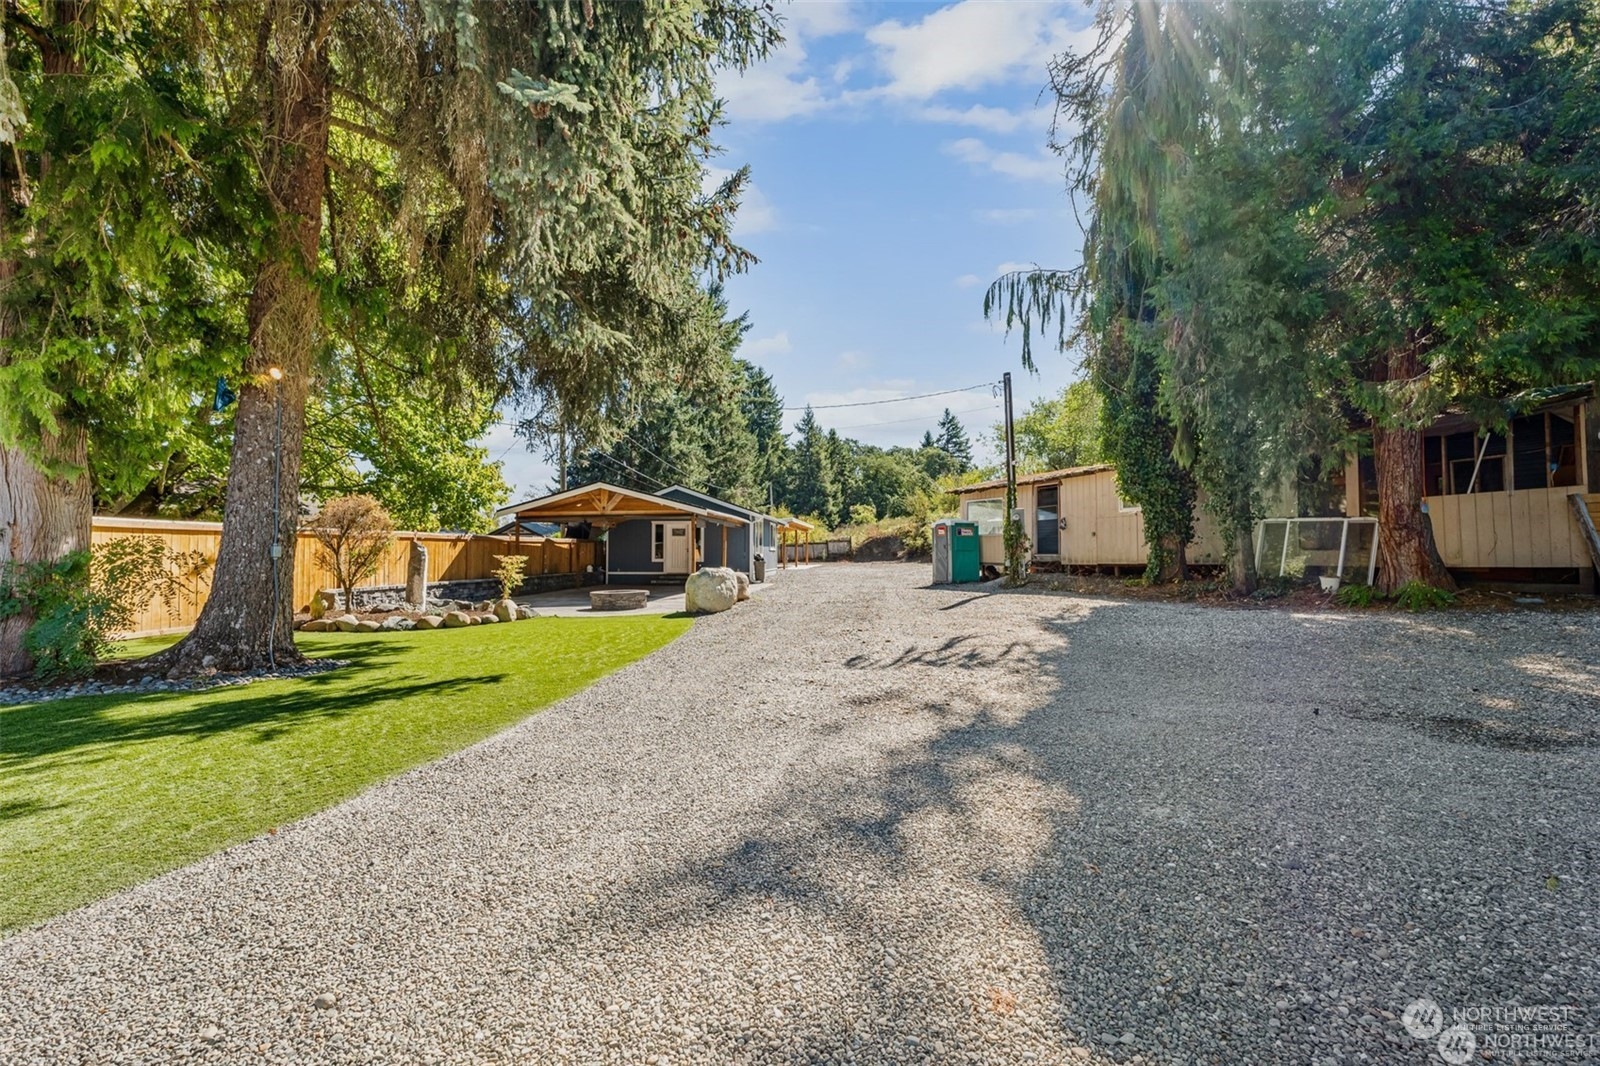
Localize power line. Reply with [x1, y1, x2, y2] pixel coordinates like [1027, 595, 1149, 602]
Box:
[782, 381, 998, 412]
[829, 403, 1002, 433]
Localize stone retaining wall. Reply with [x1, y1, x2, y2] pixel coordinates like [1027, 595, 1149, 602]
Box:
[338, 572, 586, 610]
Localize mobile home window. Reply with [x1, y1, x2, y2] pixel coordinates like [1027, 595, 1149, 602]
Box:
[651, 523, 665, 561]
[1429, 430, 1506, 494]
[965, 498, 1005, 535]
[1512, 408, 1580, 490]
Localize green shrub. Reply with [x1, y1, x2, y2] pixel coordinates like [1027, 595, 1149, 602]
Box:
[848, 503, 878, 526]
[1392, 580, 1456, 612]
[1334, 582, 1384, 608]
[0, 537, 210, 680]
[492, 554, 527, 599]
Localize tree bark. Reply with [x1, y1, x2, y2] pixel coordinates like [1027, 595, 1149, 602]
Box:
[146, 4, 331, 675]
[0, 1, 96, 677]
[1373, 346, 1455, 594]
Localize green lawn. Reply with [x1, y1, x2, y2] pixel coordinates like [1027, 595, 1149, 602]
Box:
[1, 616, 690, 933]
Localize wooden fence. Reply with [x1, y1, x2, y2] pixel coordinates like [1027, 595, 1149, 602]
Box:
[91, 516, 599, 637]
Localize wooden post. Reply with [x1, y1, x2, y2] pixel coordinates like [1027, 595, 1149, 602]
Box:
[689, 519, 698, 573]
[721, 524, 728, 568]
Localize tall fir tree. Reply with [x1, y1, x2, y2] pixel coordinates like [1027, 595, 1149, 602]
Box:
[785, 407, 839, 525]
[935, 409, 973, 472]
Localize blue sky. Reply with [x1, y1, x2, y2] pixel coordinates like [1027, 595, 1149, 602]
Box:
[492, 0, 1093, 498]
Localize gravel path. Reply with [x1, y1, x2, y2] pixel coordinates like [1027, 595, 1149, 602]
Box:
[3, 563, 1597, 1065]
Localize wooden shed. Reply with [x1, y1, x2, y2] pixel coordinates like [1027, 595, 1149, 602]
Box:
[954, 465, 1227, 570]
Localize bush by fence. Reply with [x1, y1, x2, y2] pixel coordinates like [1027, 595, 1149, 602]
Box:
[91, 517, 599, 636]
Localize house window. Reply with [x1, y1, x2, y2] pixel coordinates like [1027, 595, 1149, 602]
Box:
[965, 498, 1005, 535]
[1428, 430, 1507, 494]
[1116, 489, 1141, 513]
[651, 523, 665, 562]
[1512, 408, 1580, 490]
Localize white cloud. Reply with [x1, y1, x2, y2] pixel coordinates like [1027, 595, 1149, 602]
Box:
[782, 0, 857, 38]
[943, 137, 1061, 184]
[719, 42, 829, 123]
[866, 1, 1091, 101]
[977, 207, 1042, 225]
[954, 273, 982, 289]
[915, 103, 1027, 134]
[718, 2, 858, 123]
[742, 331, 793, 361]
[994, 261, 1037, 276]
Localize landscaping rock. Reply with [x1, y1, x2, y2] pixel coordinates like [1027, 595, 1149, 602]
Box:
[441, 611, 472, 628]
[309, 591, 338, 620]
[685, 567, 738, 614]
[413, 615, 442, 630]
[734, 572, 750, 602]
[516, 607, 539, 620]
[590, 589, 648, 611]
[473, 601, 495, 612]
[312, 993, 337, 1011]
[299, 619, 334, 633]
[332, 615, 362, 633]
[493, 599, 518, 623]
[353, 620, 382, 633]
[380, 616, 415, 632]
[478, 614, 498, 624]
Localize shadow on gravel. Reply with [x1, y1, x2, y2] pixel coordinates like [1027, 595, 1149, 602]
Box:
[561, 594, 1600, 1065]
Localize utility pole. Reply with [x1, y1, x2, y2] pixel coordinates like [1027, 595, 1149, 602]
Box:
[1002, 372, 1021, 584]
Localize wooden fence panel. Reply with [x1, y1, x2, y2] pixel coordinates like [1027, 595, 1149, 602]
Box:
[90, 517, 598, 637]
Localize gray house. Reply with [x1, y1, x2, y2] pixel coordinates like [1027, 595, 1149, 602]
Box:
[493, 482, 780, 585]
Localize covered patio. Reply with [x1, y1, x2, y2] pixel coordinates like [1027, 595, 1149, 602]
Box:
[777, 517, 815, 568]
[494, 482, 750, 582]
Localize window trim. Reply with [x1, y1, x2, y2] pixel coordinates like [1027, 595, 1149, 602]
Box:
[651, 522, 665, 562]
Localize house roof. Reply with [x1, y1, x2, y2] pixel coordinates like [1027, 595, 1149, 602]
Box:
[1427, 382, 1594, 434]
[660, 485, 786, 525]
[496, 482, 749, 526]
[952, 464, 1116, 496]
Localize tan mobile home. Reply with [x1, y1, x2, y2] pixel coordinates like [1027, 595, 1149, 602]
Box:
[954, 464, 1227, 570]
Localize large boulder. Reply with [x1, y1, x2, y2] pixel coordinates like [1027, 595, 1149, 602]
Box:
[380, 616, 415, 632]
[405, 540, 429, 608]
[332, 614, 362, 633]
[414, 615, 443, 630]
[300, 619, 334, 633]
[685, 567, 739, 614]
[309, 590, 338, 620]
[734, 572, 750, 602]
[353, 620, 382, 633]
[493, 598, 518, 623]
[516, 606, 540, 620]
[441, 610, 472, 628]
[478, 613, 498, 624]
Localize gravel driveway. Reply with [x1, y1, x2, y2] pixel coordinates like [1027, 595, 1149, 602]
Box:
[3, 563, 1597, 1065]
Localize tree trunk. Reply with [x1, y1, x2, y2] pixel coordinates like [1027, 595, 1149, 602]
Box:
[1373, 346, 1454, 594]
[1153, 534, 1188, 583]
[1226, 526, 1256, 596]
[145, 6, 330, 675]
[0, 434, 93, 676]
[0, 1, 96, 677]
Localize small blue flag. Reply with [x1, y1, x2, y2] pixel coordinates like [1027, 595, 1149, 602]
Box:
[213, 378, 236, 412]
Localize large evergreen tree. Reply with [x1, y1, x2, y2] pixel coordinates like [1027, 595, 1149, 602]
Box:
[146, 0, 778, 673]
[784, 406, 839, 524]
[935, 408, 973, 472]
[0, 1, 240, 673]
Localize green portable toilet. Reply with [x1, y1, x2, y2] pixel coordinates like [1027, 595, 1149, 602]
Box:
[950, 520, 981, 583]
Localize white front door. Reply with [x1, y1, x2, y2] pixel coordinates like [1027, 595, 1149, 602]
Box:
[664, 521, 691, 572]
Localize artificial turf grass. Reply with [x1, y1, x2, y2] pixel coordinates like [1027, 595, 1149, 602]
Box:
[0, 615, 691, 933]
